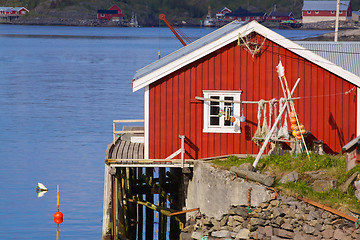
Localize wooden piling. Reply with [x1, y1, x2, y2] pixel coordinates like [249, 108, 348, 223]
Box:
[159, 167, 167, 240]
[145, 167, 154, 239]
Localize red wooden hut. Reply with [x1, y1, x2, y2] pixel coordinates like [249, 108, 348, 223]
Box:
[97, 4, 126, 21]
[132, 21, 360, 160]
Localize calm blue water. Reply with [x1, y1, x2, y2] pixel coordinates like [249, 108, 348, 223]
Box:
[0, 24, 329, 239]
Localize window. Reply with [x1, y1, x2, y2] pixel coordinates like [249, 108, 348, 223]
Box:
[340, 11, 343, 14]
[203, 90, 242, 133]
[307, 11, 311, 14]
[315, 11, 319, 14]
[331, 11, 335, 14]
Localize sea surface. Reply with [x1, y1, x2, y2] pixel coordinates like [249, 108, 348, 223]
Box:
[0, 24, 329, 239]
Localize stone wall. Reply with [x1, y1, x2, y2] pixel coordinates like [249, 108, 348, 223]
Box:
[182, 162, 360, 239]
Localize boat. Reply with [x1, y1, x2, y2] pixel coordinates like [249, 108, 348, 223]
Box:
[203, 6, 215, 27]
[129, 12, 139, 27]
[280, 19, 302, 29]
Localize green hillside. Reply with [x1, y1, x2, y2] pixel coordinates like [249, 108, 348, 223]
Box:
[1, 0, 359, 26]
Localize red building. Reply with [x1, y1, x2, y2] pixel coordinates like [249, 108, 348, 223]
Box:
[0, 7, 29, 18]
[223, 7, 267, 22]
[132, 21, 360, 160]
[97, 4, 126, 21]
[267, 11, 294, 21]
[302, 0, 352, 23]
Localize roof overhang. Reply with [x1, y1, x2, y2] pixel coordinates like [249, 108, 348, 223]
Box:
[132, 20, 360, 92]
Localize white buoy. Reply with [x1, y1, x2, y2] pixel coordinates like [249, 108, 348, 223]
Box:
[36, 182, 48, 192]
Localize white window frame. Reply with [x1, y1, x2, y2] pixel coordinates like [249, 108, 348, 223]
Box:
[203, 90, 242, 133]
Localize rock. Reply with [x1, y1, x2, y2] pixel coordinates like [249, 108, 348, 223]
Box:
[354, 180, 360, 190]
[333, 228, 347, 239]
[180, 231, 193, 240]
[210, 218, 221, 231]
[311, 179, 338, 192]
[235, 228, 250, 239]
[270, 236, 287, 240]
[265, 226, 273, 237]
[220, 215, 228, 226]
[280, 222, 293, 231]
[341, 172, 358, 193]
[280, 171, 299, 184]
[249, 217, 266, 226]
[355, 189, 360, 200]
[321, 228, 334, 238]
[303, 224, 316, 234]
[272, 207, 284, 218]
[238, 163, 254, 171]
[273, 228, 295, 238]
[191, 231, 204, 240]
[211, 230, 231, 238]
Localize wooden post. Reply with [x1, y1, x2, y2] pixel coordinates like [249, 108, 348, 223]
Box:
[145, 168, 154, 239]
[335, 0, 340, 42]
[112, 174, 117, 240]
[102, 165, 112, 238]
[137, 167, 143, 240]
[159, 167, 167, 240]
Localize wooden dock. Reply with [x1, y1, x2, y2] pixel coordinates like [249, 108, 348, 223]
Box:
[103, 123, 193, 240]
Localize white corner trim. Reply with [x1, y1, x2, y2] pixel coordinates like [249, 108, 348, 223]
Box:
[132, 20, 360, 92]
[144, 86, 149, 159]
[357, 87, 360, 137]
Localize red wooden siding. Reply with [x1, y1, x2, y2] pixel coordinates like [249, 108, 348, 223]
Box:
[148, 34, 357, 159]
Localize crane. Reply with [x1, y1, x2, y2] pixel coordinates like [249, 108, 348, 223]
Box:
[159, 14, 191, 46]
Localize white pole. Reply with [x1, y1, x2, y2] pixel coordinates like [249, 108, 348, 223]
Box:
[335, 0, 340, 42]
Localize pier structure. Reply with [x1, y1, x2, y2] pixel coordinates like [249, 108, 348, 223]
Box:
[102, 120, 194, 240]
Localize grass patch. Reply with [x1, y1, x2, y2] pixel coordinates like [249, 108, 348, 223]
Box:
[212, 154, 360, 212]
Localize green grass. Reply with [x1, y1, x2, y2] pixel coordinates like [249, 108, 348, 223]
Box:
[212, 154, 360, 211]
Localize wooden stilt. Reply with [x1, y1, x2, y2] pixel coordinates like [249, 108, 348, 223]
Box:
[137, 167, 143, 240]
[145, 168, 154, 239]
[159, 168, 167, 240]
[112, 174, 117, 240]
[117, 169, 126, 237]
[128, 167, 137, 240]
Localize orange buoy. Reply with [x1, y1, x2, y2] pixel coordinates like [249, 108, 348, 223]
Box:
[296, 135, 302, 140]
[301, 129, 306, 134]
[290, 117, 297, 124]
[290, 111, 297, 118]
[299, 124, 304, 130]
[230, 116, 236, 123]
[291, 124, 297, 130]
[54, 211, 63, 224]
[296, 131, 301, 136]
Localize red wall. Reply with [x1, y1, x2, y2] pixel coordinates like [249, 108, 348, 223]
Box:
[148, 35, 357, 159]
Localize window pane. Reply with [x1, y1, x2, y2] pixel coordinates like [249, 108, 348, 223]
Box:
[210, 117, 219, 126]
[210, 106, 219, 115]
[224, 96, 234, 126]
[210, 96, 219, 106]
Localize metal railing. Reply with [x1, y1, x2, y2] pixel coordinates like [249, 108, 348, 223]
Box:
[113, 120, 144, 145]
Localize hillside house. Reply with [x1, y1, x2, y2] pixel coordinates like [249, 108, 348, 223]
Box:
[267, 11, 294, 21]
[302, 0, 352, 23]
[97, 4, 126, 21]
[353, 10, 360, 21]
[131, 20, 360, 160]
[223, 7, 267, 22]
[0, 7, 28, 20]
[216, 7, 232, 21]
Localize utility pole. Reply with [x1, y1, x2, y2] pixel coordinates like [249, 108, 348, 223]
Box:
[334, 0, 340, 42]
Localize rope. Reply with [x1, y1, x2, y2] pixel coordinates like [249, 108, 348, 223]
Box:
[277, 98, 289, 139]
[252, 99, 265, 145]
[269, 98, 278, 138]
[261, 101, 268, 137]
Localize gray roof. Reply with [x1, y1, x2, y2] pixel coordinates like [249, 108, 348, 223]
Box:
[133, 21, 245, 81]
[296, 41, 360, 77]
[302, 1, 350, 11]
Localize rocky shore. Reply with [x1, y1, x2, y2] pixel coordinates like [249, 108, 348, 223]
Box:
[182, 161, 360, 240]
[181, 195, 360, 240]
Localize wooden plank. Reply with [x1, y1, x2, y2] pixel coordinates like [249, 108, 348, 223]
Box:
[102, 164, 112, 238]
